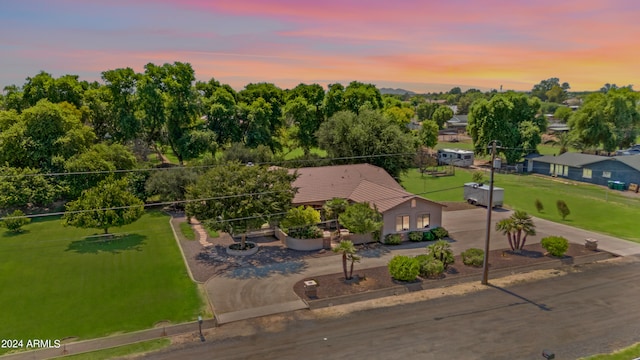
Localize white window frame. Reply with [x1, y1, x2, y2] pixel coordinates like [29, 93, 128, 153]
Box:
[563, 165, 568, 177]
[582, 168, 592, 179]
[396, 215, 410, 232]
[602, 171, 611, 178]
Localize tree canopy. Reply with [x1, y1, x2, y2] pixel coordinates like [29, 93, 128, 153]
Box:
[185, 162, 297, 236]
[317, 109, 417, 178]
[62, 177, 144, 234]
[468, 92, 545, 164]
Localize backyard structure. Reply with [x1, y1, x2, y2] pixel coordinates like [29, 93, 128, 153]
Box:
[290, 164, 444, 241]
[529, 152, 640, 190]
[437, 148, 474, 167]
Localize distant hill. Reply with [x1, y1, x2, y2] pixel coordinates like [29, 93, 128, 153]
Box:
[379, 88, 416, 95]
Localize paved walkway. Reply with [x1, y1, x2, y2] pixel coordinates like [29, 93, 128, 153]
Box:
[5, 208, 640, 360]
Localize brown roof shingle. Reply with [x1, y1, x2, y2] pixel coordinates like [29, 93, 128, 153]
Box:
[291, 163, 443, 212]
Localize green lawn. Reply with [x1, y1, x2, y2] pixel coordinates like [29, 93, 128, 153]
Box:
[53, 339, 171, 360]
[179, 221, 196, 240]
[280, 147, 328, 160]
[0, 212, 202, 355]
[581, 342, 640, 360]
[401, 168, 640, 242]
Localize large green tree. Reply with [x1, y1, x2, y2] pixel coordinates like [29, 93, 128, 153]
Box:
[63, 177, 145, 234]
[569, 89, 640, 151]
[283, 96, 319, 155]
[343, 81, 383, 114]
[185, 162, 297, 248]
[432, 106, 454, 129]
[468, 92, 545, 164]
[317, 110, 418, 178]
[323, 83, 345, 119]
[0, 100, 96, 170]
[102, 67, 140, 142]
[64, 143, 137, 198]
[0, 166, 62, 208]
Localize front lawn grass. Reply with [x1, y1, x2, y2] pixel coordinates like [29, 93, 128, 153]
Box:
[401, 168, 640, 242]
[0, 211, 202, 355]
[53, 338, 171, 360]
[581, 342, 640, 359]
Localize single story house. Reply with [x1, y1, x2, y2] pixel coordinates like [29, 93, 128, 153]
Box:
[290, 164, 445, 240]
[437, 148, 474, 167]
[446, 114, 468, 133]
[529, 152, 640, 189]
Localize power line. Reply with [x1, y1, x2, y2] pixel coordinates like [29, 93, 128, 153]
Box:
[0, 152, 418, 179]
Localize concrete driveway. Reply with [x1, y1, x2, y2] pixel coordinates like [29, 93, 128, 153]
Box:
[206, 208, 640, 323]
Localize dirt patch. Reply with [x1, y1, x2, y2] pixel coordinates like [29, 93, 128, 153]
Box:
[293, 243, 612, 301]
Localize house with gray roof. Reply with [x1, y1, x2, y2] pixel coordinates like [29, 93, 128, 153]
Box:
[290, 163, 444, 240]
[530, 152, 640, 189]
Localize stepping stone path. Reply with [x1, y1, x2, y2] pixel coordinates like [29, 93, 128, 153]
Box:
[189, 218, 213, 247]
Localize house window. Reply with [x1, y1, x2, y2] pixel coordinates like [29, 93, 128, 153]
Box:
[396, 215, 410, 232]
[603, 171, 611, 178]
[550, 164, 555, 175]
[563, 165, 568, 177]
[583, 168, 592, 179]
[417, 214, 430, 229]
[411, 199, 416, 208]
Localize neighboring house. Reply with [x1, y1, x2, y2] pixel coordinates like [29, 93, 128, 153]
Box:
[446, 114, 468, 133]
[290, 164, 444, 240]
[530, 152, 640, 189]
[437, 148, 474, 167]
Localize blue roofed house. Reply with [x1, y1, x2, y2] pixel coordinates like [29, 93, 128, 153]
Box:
[530, 152, 640, 189]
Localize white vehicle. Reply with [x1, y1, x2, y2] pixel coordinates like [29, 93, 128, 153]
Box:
[463, 182, 504, 208]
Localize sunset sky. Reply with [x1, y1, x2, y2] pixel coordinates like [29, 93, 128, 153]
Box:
[1, 0, 638, 93]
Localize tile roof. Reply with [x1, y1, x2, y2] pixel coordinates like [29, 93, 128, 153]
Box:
[290, 163, 443, 212]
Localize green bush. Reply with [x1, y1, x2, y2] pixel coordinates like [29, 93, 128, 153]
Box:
[541, 236, 569, 257]
[556, 200, 570, 220]
[461, 248, 484, 267]
[426, 240, 455, 269]
[387, 255, 420, 281]
[1, 210, 31, 233]
[431, 226, 449, 240]
[288, 226, 323, 239]
[422, 230, 436, 242]
[535, 199, 544, 213]
[408, 231, 423, 242]
[384, 233, 402, 245]
[416, 255, 445, 278]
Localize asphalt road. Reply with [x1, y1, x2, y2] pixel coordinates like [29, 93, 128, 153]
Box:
[143, 256, 640, 360]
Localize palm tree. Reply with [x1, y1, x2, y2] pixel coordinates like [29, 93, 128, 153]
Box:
[544, 132, 572, 154]
[495, 211, 536, 252]
[333, 240, 360, 280]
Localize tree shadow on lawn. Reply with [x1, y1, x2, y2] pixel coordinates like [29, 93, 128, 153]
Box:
[66, 234, 147, 254]
[2, 229, 30, 238]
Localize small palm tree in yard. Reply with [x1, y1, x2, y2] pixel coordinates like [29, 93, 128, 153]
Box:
[496, 210, 536, 253]
[333, 240, 360, 280]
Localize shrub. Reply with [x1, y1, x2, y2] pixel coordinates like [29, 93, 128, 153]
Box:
[541, 236, 569, 257]
[556, 200, 570, 220]
[387, 255, 420, 281]
[431, 226, 449, 240]
[461, 248, 484, 267]
[384, 233, 402, 245]
[1, 209, 31, 233]
[288, 226, 323, 239]
[426, 240, 454, 269]
[408, 231, 423, 242]
[471, 171, 485, 184]
[535, 199, 544, 213]
[416, 255, 445, 278]
[422, 230, 436, 242]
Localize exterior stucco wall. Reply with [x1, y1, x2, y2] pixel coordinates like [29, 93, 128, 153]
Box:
[382, 198, 443, 237]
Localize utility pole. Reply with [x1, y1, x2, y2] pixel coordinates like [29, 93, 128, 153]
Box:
[481, 141, 497, 285]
